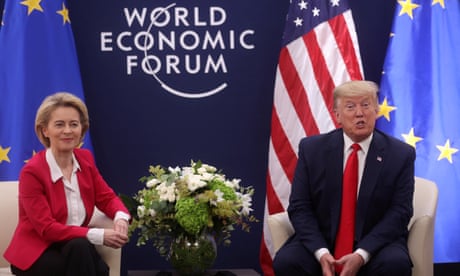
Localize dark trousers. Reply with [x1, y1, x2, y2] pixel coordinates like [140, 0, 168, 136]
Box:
[272, 235, 412, 276]
[11, 238, 109, 276]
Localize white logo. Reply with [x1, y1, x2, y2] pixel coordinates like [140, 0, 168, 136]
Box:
[100, 3, 256, 99]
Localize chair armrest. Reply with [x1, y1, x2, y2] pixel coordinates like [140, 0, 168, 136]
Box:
[88, 209, 121, 276]
[267, 212, 295, 253]
[408, 215, 435, 276]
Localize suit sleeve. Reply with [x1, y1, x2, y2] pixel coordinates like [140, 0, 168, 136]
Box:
[288, 138, 330, 253]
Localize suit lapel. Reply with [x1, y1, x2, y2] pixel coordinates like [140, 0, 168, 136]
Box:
[355, 131, 386, 239]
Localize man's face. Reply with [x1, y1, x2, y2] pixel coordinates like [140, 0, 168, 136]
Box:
[335, 95, 378, 142]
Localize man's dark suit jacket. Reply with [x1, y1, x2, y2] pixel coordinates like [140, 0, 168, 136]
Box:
[288, 128, 416, 258]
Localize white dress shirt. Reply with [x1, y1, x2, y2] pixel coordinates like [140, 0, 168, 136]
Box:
[314, 133, 373, 264]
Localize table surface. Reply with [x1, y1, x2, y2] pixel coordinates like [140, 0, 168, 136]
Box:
[127, 269, 260, 276]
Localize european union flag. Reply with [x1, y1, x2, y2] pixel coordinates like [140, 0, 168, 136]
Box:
[0, 0, 92, 181]
[377, 0, 460, 263]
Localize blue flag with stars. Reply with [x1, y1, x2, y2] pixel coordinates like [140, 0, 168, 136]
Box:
[377, 0, 460, 262]
[0, 0, 92, 181]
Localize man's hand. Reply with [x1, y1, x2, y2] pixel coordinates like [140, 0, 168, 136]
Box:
[103, 229, 128, 248]
[334, 253, 364, 276]
[319, 253, 336, 276]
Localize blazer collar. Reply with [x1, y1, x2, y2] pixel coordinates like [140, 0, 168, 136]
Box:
[46, 149, 81, 183]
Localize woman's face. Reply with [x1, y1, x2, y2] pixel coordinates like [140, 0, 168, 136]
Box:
[42, 106, 82, 153]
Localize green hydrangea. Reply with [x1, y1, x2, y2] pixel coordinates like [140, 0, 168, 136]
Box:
[209, 179, 237, 201]
[175, 198, 209, 235]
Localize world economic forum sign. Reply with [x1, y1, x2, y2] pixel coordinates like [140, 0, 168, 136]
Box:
[100, 3, 256, 99]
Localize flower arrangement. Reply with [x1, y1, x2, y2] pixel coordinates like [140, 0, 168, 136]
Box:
[123, 160, 257, 257]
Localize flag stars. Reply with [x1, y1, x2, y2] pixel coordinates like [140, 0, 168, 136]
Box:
[331, 0, 341, 7]
[57, 3, 71, 25]
[397, 0, 420, 19]
[0, 145, 11, 163]
[378, 97, 397, 121]
[402, 128, 423, 148]
[298, 0, 308, 10]
[436, 139, 458, 164]
[432, 0, 446, 9]
[21, 0, 44, 15]
[312, 7, 320, 17]
[294, 17, 303, 26]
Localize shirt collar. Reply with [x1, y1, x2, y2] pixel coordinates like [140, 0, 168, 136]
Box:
[343, 132, 373, 154]
[46, 149, 81, 183]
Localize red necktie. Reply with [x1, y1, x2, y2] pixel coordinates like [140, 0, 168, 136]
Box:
[334, 143, 360, 272]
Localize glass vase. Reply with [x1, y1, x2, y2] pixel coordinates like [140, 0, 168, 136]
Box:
[169, 232, 217, 276]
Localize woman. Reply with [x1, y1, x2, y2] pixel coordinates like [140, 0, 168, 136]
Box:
[4, 92, 130, 276]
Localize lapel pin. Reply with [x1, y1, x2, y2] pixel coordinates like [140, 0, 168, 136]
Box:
[377, 156, 382, 162]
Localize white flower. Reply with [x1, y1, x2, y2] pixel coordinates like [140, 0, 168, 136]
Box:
[202, 163, 217, 173]
[181, 166, 194, 176]
[201, 172, 215, 181]
[168, 166, 181, 174]
[146, 178, 161, 188]
[197, 166, 207, 175]
[214, 173, 226, 182]
[149, 208, 156, 217]
[237, 192, 253, 216]
[210, 189, 225, 206]
[183, 173, 207, 192]
[137, 205, 146, 218]
[156, 182, 177, 202]
[225, 178, 241, 189]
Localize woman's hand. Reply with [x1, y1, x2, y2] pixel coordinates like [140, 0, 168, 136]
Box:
[114, 218, 129, 235]
[103, 229, 128, 248]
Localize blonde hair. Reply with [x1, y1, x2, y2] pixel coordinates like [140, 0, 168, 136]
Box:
[35, 92, 89, 148]
[333, 80, 379, 109]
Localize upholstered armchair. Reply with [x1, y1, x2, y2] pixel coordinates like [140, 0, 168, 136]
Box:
[0, 181, 122, 276]
[267, 177, 438, 276]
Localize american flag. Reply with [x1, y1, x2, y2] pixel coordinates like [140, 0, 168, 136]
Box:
[259, 0, 363, 274]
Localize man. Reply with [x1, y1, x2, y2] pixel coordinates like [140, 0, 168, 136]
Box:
[273, 80, 415, 276]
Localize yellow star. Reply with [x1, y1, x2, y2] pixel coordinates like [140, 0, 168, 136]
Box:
[436, 139, 458, 164]
[398, 0, 420, 19]
[21, 0, 44, 15]
[378, 97, 397, 121]
[0, 145, 11, 163]
[432, 0, 445, 8]
[402, 128, 423, 148]
[57, 3, 71, 25]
